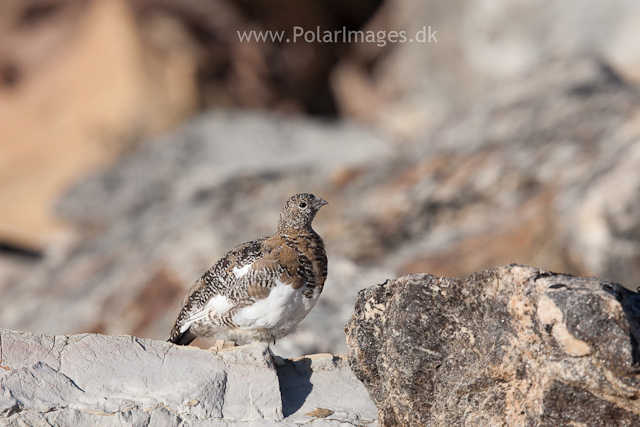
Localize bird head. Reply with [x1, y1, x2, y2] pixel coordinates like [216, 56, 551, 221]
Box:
[277, 193, 328, 232]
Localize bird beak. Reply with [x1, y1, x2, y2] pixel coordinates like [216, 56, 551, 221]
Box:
[314, 197, 328, 208]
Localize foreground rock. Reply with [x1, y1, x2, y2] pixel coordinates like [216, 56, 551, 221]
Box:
[345, 265, 640, 426]
[0, 329, 377, 426]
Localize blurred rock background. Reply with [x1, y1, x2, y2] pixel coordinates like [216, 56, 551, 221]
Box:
[0, 0, 639, 357]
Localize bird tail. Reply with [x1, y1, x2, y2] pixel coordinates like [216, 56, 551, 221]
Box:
[168, 327, 197, 346]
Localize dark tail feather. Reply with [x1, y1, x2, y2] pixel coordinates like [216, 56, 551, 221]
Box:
[168, 328, 197, 346]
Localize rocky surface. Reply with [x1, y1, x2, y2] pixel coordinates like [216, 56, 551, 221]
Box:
[3, 57, 640, 359]
[2, 0, 640, 362]
[345, 265, 640, 426]
[0, 328, 377, 426]
[4, 265, 639, 427]
[1, 3, 640, 424]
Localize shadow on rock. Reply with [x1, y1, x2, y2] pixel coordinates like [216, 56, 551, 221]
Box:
[276, 357, 314, 417]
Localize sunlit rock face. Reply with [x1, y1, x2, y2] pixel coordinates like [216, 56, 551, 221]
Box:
[346, 265, 640, 427]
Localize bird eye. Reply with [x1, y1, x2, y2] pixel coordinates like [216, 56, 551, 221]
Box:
[299, 202, 307, 208]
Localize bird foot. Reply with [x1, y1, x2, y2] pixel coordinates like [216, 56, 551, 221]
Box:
[208, 340, 238, 351]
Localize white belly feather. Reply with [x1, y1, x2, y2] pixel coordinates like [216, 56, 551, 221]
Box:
[233, 279, 319, 335]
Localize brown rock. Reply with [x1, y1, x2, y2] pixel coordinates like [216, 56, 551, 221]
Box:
[345, 265, 640, 426]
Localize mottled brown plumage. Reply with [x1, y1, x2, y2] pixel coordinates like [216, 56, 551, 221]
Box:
[168, 193, 327, 346]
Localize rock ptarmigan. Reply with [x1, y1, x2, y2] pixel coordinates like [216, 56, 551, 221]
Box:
[168, 193, 328, 346]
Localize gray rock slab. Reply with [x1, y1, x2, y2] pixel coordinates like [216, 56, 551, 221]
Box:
[0, 329, 377, 426]
[0, 330, 281, 423]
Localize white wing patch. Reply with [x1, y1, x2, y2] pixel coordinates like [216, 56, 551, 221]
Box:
[232, 263, 252, 278]
[180, 294, 235, 333]
[206, 294, 235, 314]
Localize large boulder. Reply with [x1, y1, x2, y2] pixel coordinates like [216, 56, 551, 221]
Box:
[345, 265, 640, 426]
[0, 329, 377, 426]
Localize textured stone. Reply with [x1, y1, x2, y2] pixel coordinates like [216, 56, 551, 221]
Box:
[0, 329, 377, 426]
[345, 265, 640, 426]
[0, 331, 281, 421]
